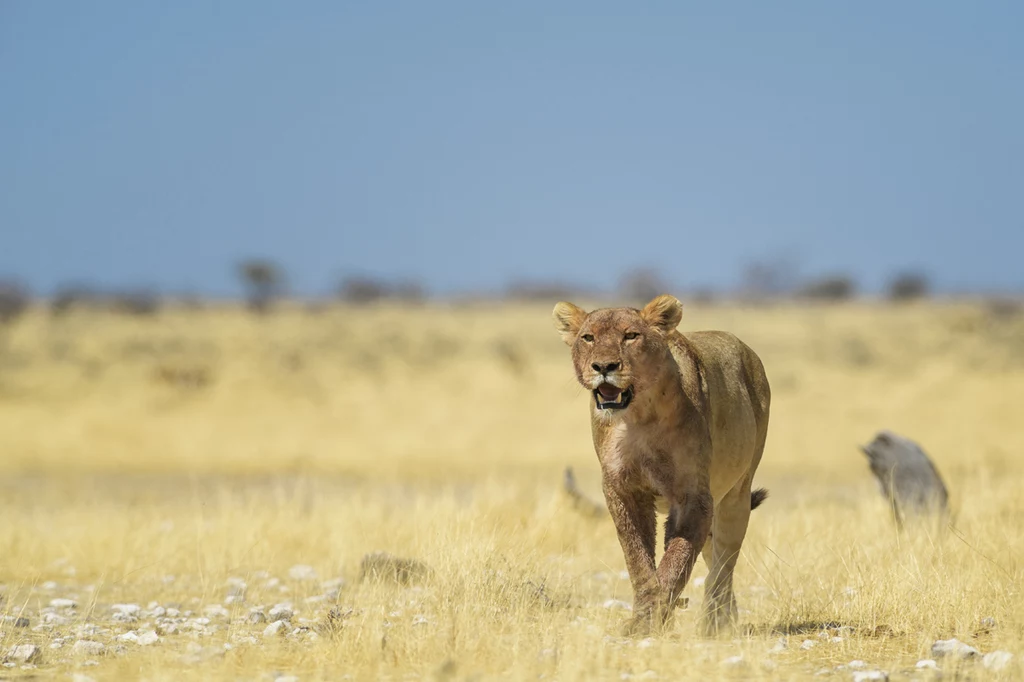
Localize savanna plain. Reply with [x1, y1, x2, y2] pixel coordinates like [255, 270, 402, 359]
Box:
[1, 300, 1022, 681]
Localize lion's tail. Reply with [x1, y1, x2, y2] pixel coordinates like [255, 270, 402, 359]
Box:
[750, 487, 769, 510]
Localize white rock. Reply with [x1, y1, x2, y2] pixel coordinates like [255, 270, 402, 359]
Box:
[138, 631, 159, 646]
[42, 613, 70, 625]
[412, 615, 430, 626]
[263, 620, 287, 637]
[323, 577, 346, 591]
[983, 651, 1013, 671]
[41, 581, 58, 591]
[980, 616, 997, 630]
[50, 598, 76, 609]
[155, 622, 179, 636]
[721, 655, 746, 668]
[72, 640, 106, 656]
[112, 603, 140, 616]
[769, 637, 788, 653]
[117, 632, 140, 644]
[851, 672, 888, 682]
[269, 605, 294, 621]
[636, 638, 655, 649]
[800, 639, 817, 650]
[848, 660, 867, 669]
[203, 605, 230, 619]
[602, 599, 633, 611]
[5, 644, 41, 664]
[915, 659, 938, 669]
[288, 565, 317, 581]
[247, 610, 267, 624]
[931, 638, 980, 660]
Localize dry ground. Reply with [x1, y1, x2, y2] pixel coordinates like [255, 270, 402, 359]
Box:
[1, 300, 1022, 681]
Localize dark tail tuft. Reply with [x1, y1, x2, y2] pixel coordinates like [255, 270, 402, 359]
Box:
[750, 487, 769, 510]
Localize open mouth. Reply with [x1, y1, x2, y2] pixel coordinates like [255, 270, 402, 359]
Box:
[593, 383, 634, 410]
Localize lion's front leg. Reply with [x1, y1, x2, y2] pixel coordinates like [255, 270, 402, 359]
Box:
[602, 482, 659, 636]
[656, 487, 713, 623]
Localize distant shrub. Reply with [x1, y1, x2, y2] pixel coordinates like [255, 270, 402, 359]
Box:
[887, 272, 930, 301]
[504, 281, 584, 302]
[619, 268, 668, 305]
[0, 280, 30, 325]
[110, 290, 161, 316]
[338, 276, 425, 304]
[237, 259, 286, 313]
[797, 275, 857, 301]
[50, 284, 100, 316]
[739, 258, 800, 300]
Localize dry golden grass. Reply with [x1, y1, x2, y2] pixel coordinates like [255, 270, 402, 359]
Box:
[1, 301, 1022, 680]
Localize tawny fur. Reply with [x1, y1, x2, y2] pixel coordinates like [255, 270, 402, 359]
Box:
[553, 295, 771, 636]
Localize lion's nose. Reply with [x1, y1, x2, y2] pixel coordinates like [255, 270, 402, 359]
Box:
[592, 362, 621, 375]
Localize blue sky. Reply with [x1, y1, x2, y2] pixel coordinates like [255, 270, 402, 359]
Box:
[2, 2, 1022, 296]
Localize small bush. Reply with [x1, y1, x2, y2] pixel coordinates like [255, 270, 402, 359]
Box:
[111, 290, 161, 316]
[237, 260, 286, 313]
[797, 275, 857, 301]
[619, 269, 668, 305]
[338, 276, 425, 304]
[0, 280, 30, 325]
[887, 273, 930, 301]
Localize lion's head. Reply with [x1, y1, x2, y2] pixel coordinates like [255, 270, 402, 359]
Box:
[552, 295, 683, 413]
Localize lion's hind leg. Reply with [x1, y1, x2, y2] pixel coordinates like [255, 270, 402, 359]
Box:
[700, 478, 752, 636]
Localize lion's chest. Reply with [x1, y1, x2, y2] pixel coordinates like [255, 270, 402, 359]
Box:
[598, 422, 675, 499]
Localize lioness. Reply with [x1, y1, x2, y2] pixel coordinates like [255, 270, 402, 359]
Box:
[553, 295, 770, 636]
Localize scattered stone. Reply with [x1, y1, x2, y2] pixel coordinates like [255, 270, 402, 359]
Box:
[117, 632, 140, 644]
[42, 612, 70, 626]
[979, 616, 997, 631]
[2, 615, 30, 628]
[983, 651, 1013, 671]
[721, 655, 746, 668]
[72, 640, 106, 656]
[5, 644, 41, 664]
[915, 660, 938, 670]
[931, 638, 980, 660]
[848, 661, 867, 669]
[636, 638, 655, 649]
[359, 552, 432, 584]
[50, 598, 76, 609]
[602, 599, 633, 611]
[268, 604, 294, 621]
[769, 637, 788, 653]
[801, 639, 818, 650]
[137, 631, 159, 646]
[155, 622, 179, 636]
[111, 604, 140, 623]
[41, 581, 58, 590]
[203, 605, 230, 619]
[247, 610, 267, 625]
[852, 672, 888, 682]
[263, 620, 287, 637]
[323, 577, 346, 591]
[412, 615, 430, 626]
[288, 565, 317, 581]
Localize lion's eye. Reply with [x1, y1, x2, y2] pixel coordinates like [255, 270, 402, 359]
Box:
[581, 334, 595, 343]
[624, 332, 640, 341]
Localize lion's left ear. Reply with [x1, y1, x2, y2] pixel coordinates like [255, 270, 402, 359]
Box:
[640, 295, 683, 333]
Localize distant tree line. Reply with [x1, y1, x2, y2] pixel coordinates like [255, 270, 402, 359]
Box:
[0, 258, 989, 327]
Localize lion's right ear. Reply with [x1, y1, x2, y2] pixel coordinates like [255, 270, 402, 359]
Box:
[552, 302, 587, 346]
